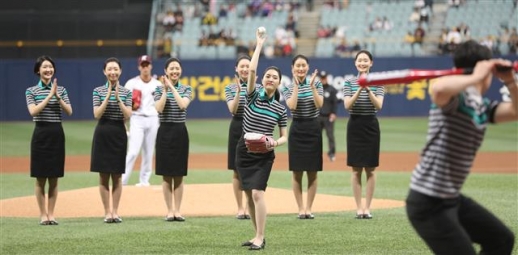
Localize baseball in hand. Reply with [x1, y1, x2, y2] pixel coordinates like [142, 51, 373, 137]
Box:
[257, 26, 266, 37]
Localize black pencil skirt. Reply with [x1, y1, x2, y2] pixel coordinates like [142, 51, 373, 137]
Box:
[30, 122, 65, 178]
[288, 118, 323, 171]
[235, 136, 275, 191]
[346, 114, 380, 168]
[90, 119, 127, 174]
[155, 122, 189, 176]
[227, 116, 243, 170]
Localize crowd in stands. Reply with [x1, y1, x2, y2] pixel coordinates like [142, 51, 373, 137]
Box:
[156, 0, 302, 58]
[438, 1, 518, 56]
[156, 0, 517, 59]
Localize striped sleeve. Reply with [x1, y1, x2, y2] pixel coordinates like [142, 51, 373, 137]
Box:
[182, 86, 193, 100]
[279, 107, 288, 128]
[315, 81, 324, 97]
[26, 88, 35, 105]
[373, 85, 385, 97]
[225, 84, 235, 102]
[93, 88, 101, 107]
[153, 86, 163, 101]
[123, 88, 132, 107]
[60, 87, 71, 105]
[343, 79, 352, 97]
[281, 84, 293, 100]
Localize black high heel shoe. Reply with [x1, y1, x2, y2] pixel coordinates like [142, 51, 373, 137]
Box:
[241, 240, 253, 247]
[248, 239, 265, 250]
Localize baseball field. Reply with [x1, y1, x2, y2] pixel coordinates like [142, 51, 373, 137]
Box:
[0, 118, 516, 254]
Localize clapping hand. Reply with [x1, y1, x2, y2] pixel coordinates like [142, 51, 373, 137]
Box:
[51, 78, 60, 100]
[309, 69, 318, 89]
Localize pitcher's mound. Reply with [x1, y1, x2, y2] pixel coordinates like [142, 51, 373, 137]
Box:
[0, 184, 404, 218]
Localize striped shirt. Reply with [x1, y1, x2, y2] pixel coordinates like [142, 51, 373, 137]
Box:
[343, 76, 384, 115]
[410, 87, 499, 198]
[243, 87, 287, 137]
[25, 80, 71, 122]
[281, 78, 323, 119]
[153, 82, 192, 123]
[224, 81, 249, 118]
[92, 83, 132, 120]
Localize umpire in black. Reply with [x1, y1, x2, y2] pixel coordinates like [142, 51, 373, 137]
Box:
[318, 71, 338, 162]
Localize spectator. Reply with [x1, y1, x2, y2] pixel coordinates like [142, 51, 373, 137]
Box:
[162, 10, 176, 32]
[236, 40, 249, 56]
[413, 25, 426, 46]
[404, 31, 415, 44]
[438, 28, 450, 54]
[408, 7, 421, 24]
[172, 7, 184, 33]
[424, 0, 434, 13]
[419, 7, 429, 24]
[286, 11, 299, 38]
[508, 27, 518, 54]
[369, 17, 383, 31]
[201, 11, 218, 25]
[480, 35, 496, 54]
[498, 27, 510, 53]
[218, 5, 228, 18]
[334, 38, 350, 57]
[382, 16, 393, 31]
[458, 23, 471, 41]
[446, 26, 462, 52]
[350, 40, 362, 56]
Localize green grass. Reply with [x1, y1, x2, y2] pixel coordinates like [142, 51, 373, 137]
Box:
[1, 118, 517, 156]
[1, 118, 516, 254]
[0, 170, 516, 254]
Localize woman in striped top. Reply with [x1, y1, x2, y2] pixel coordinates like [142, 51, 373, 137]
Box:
[26, 55, 73, 225]
[91, 57, 132, 223]
[236, 29, 288, 250]
[154, 57, 192, 222]
[282, 55, 323, 219]
[224, 55, 252, 220]
[406, 40, 516, 255]
[343, 50, 385, 219]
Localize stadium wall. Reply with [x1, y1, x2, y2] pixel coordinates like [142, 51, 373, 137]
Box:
[2, 56, 516, 121]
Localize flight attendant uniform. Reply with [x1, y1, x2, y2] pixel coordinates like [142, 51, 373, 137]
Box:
[90, 83, 132, 173]
[225, 81, 248, 170]
[281, 78, 323, 171]
[153, 82, 192, 176]
[343, 76, 385, 167]
[236, 88, 287, 191]
[26, 80, 71, 178]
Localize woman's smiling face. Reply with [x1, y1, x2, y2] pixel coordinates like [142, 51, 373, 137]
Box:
[355, 52, 373, 74]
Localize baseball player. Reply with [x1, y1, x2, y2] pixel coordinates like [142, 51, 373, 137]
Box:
[122, 55, 161, 186]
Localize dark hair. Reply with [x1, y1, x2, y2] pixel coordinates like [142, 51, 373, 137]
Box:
[165, 57, 182, 70]
[34, 55, 56, 75]
[264, 66, 282, 101]
[235, 55, 251, 67]
[264, 66, 282, 82]
[104, 57, 122, 70]
[291, 54, 309, 66]
[354, 50, 373, 61]
[453, 40, 492, 69]
[274, 89, 280, 101]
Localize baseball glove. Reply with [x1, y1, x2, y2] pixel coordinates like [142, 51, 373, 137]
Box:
[244, 132, 275, 153]
[132, 89, 142, 110]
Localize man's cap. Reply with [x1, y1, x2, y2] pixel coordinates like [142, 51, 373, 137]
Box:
[138, 55, 152, 65]
[319, 71, 327, 77]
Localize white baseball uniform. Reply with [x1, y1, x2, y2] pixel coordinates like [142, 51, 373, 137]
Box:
[122, 75, 161, 185]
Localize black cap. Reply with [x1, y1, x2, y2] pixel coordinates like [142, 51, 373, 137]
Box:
[319, 71, 327, 77]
